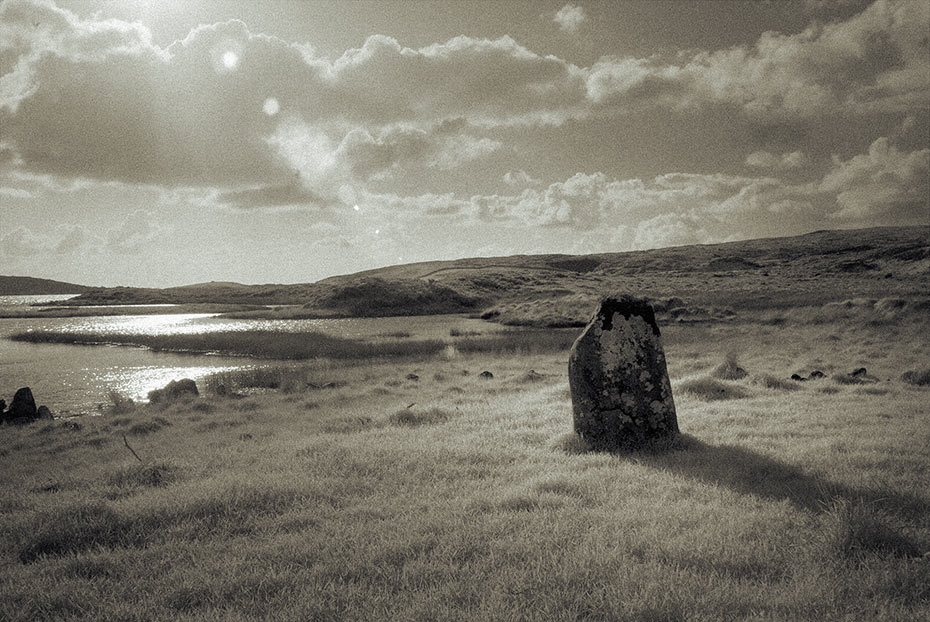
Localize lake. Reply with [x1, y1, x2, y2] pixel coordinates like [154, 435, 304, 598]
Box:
[0, 296, 493, 416]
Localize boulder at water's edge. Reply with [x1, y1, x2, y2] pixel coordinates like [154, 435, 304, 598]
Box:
[7, 387, 38, 421]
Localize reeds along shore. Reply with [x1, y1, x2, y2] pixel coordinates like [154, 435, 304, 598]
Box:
[8, 327, 582, 360]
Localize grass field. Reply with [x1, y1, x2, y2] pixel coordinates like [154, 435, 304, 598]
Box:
[1, 316, 928, 621]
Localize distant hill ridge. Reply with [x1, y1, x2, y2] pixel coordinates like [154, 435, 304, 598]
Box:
[0, 276, 92, 296]
[13, 225, 930, 317]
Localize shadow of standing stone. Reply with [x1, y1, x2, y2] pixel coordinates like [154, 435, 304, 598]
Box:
[568, 296, 678, 450]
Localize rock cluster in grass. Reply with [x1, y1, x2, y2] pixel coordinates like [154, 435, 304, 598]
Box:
[0, 387, 54, 425]
[791, 367, 882, 384]
[568, 296, 678, 450]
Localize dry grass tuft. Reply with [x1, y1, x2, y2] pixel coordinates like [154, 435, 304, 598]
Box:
[816, 498, 923, 560]
[320, 416, 376, 433]
[16, 502, 134, 563]
[105, 390, 135, 415]
[388, 408, 451, 426]
[453, 329, 579, 355]
[107, 462, 179, 490]
[551, 432, 592, 454]
[678, 377, 751, 400]
[901, 368, 930, 386]
[711, 352, 748, 380]
[750, 373, 801, 391]
[833, 373, 874, 385]
[126, 417, 171, 436]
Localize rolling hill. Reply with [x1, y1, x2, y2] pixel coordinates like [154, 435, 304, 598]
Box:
[34, 225, 930, 321]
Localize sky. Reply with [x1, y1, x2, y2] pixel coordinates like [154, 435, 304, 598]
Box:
[0, 0, 927, 287]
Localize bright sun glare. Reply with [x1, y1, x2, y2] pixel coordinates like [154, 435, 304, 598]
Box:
[222, 50, 238, 69]
[263, 97, 280, 116]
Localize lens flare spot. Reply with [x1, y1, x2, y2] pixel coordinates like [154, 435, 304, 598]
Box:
[222, 50, 239, 69]
[263, 97, 280, 116]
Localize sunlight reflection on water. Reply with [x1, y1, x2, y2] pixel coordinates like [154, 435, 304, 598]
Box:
[0, 313, 494, 414]
[98, 364, 250, 402]
[59, 314, 225, 335]
[51, 314, 488, 339]
[55, 313, 353, 336]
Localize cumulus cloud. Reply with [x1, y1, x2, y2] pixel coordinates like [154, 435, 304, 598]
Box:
[1, 0, 926, 204]
[0, 0, 927, 246]
[0, 1, 581, 195]
[0, 223, 91, 256]
[554, 4, 586, 33]
[745, 150, 810, 170]
[633, 212, 711, 250]
[434, 171, 811, 234]
[821, 136, 929, 221]
[583, 0, 929, 119]
[337, 123, 502, 178]
[369, 135, 924, 250]
[105, 210, 160, 254]
[503, 170, 541, 186]
[0, 185, 33, 199]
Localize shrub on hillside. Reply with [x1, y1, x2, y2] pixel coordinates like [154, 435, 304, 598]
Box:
[312, 277, 484, 316]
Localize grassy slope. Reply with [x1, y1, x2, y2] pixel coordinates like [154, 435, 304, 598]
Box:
[2, 318, 928, 621]
[49, 226, 930, 320]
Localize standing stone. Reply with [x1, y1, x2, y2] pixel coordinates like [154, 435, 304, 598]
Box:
[568, 296, 678, 450]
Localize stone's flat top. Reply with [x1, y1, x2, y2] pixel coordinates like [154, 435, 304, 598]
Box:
[596, 296, 660, 336]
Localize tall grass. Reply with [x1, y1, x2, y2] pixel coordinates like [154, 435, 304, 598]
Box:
[2, 319, 929, 620]
[453, 328, 579, 354]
